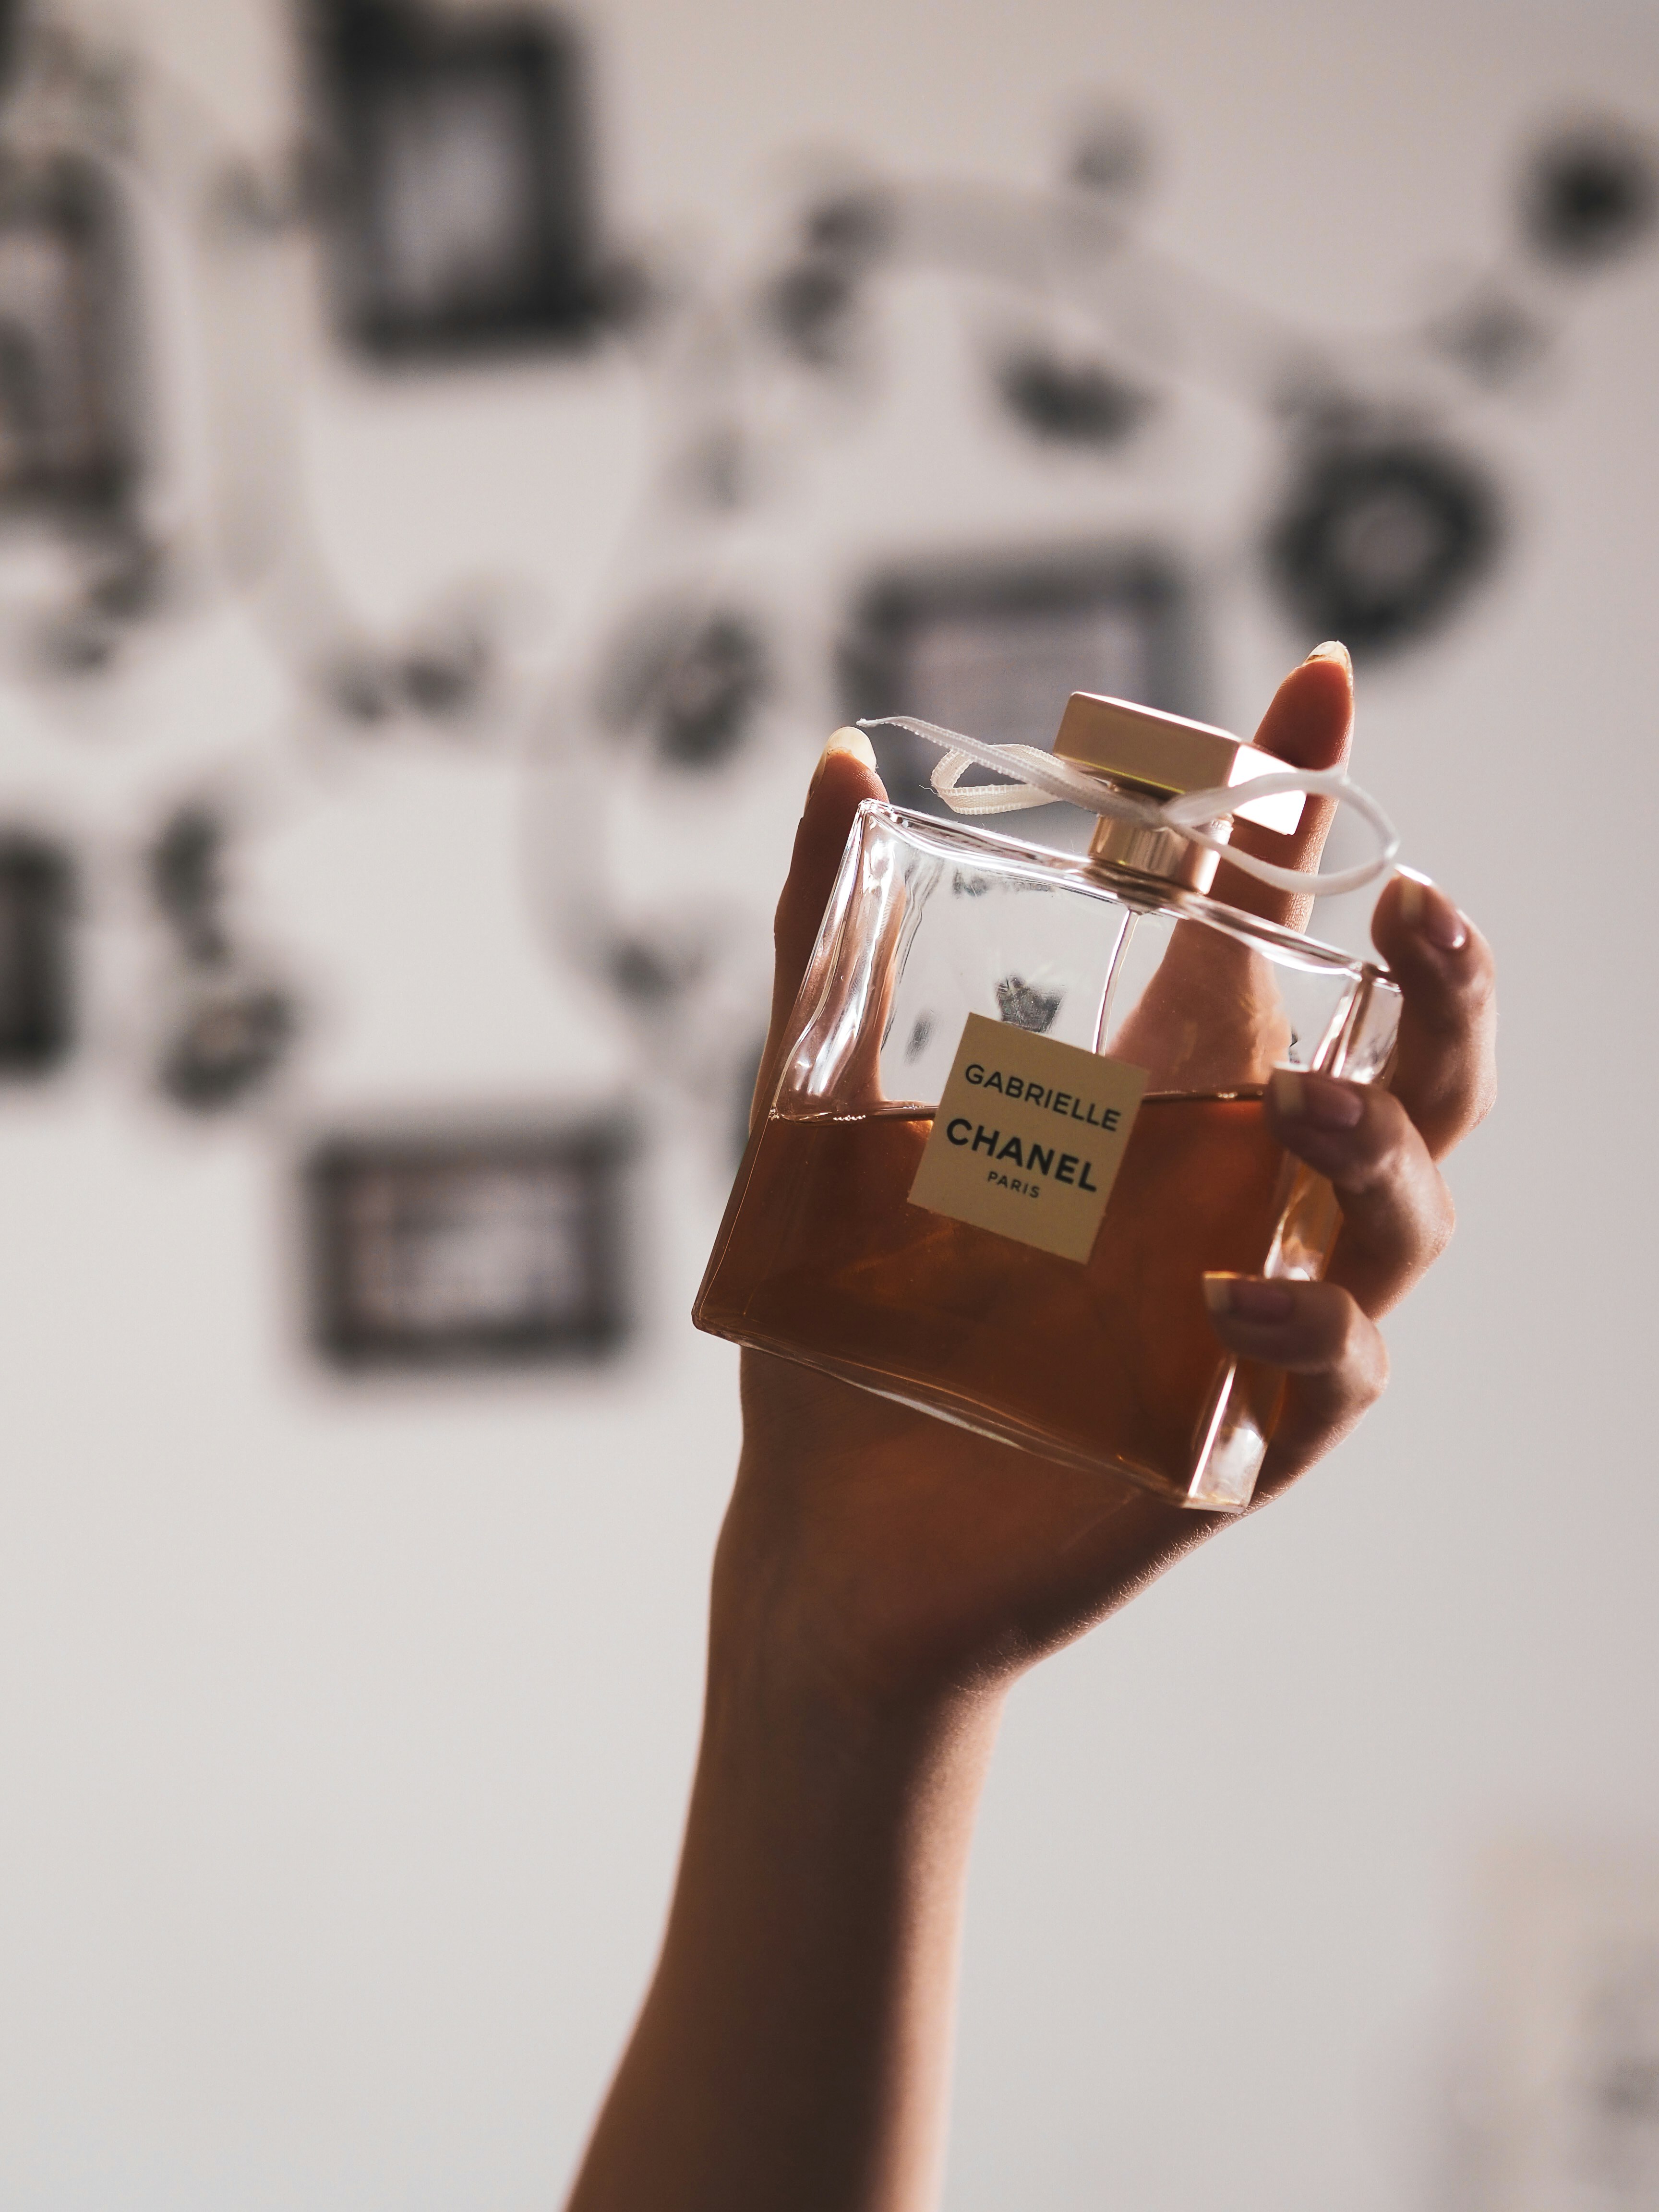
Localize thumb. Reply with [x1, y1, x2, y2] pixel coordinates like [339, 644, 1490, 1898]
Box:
[753, 727, 884, 1124]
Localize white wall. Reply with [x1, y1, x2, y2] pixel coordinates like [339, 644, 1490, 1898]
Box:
[0, 1, 1656, 2207]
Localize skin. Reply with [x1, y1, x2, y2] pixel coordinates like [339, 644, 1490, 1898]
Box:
[565, 647, 1498, 2212]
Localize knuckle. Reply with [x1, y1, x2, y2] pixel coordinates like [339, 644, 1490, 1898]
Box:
[1454, 951, 1498, 1032]
[1416, 936, 1496, 1037]
[1462, 929, 1498, 998]
[1325, 1286, 1369, 1364]
[1361, 1333, 1391, 1409]
[1343, 1089, 1423, 1202]
[1340, 1293, 1370, 1361]
[1419, 1175, 1457, 1266]
[1332, 1293, 1388, 1405]
[1361, 1090, 1416, 1178]
[1365, 1087, 1413, 1148]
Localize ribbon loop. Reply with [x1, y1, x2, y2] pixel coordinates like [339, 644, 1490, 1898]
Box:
[855, 714, 1399, 900]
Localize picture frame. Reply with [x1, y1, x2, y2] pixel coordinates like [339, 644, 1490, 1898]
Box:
[0, 833, 74, 1075]
[838, 544, 1204, 822]
[0, 150, 139, 520]
[305, 1119, 633, 1370]
[313, 0, 605, 360]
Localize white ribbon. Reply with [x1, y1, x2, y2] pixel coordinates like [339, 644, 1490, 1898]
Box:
[855, 713, 1399, 899]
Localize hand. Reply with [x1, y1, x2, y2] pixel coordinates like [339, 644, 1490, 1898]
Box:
[717, 649, 1497, 1717]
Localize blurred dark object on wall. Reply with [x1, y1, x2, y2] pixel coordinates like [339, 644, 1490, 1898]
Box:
[0, 832, 74, 1075]
[1065, 105, 1154, 205]
[1523, 118, 1659, 270]
[150, 804, 231, 965]
[759, 187, 891, 373]
[1449, 1849, 1659, 2208]
[840, 545, 1201, 814]
[159, 979, 298, 1111]
[0, 149, 141, 522]
[148, 805, 301, 1112]
[1423, 284, 1552, 391]
[309, 0, 608, 360]
[306, 1120, 632, 1369]
[597, 601, 773, 774]
[996, 349, 1154, 448]
[325, 605, 493, 728]
[1266, 438, 1502, 660]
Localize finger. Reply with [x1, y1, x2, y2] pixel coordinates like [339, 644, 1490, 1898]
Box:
[754, 727, 885, 1121]
[1370, 871, 1497, 1161]
[1209, 642, 1353, 932]
[1107, 646, 1355, 1082]
[1200, 1274, 1389, 1494]
[1264, 1069, 1455, 1316]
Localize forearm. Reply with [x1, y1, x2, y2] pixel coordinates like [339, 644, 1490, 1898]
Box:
[565, 1539, 1002, 2212]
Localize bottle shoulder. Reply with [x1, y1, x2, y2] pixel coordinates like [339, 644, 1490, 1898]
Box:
[859, 800, 1391, 986]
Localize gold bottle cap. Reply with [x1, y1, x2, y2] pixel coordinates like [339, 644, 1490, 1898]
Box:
[1053, 692, 1305, 892]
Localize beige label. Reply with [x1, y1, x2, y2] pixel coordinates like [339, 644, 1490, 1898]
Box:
[907, 1013, 1148, 1263]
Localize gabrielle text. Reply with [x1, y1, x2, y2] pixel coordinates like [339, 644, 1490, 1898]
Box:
[963, 1063, 1124, 1131]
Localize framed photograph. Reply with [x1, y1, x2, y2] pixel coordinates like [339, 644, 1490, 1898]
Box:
[0, 152, 138, 518]
[0, 834, 74, 1075]
[313, 0, 604, 360]
[305, 1120, 632, 1370]
[838, 544, 1204, 823]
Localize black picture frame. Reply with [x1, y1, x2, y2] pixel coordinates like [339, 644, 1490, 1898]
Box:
[312, 0, 606, 361]
[305, 1120, 633, 1370]
[0, 151, 140, 521]
[0, 834, 75, 1076]
[838, 544, 1205, 820]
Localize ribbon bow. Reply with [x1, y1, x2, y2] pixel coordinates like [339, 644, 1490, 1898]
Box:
[855, 713, 1399, 899]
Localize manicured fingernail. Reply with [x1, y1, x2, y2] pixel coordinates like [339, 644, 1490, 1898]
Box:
[1304, 639, 1352, 674]
[1395, 868, 1468, 952]
[809, 724, 878, 793]
[1203, 1273, 1297, 1325]
[1268, 1067, 1363, 1130]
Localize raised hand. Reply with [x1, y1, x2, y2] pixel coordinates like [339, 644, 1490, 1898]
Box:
[724, 647, 1496, 1707]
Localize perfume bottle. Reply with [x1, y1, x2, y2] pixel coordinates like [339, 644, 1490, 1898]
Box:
[694, 694, 1401, 1511]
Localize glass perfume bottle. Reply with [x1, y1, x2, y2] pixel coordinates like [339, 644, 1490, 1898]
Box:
[694, 694, 1401, 1511]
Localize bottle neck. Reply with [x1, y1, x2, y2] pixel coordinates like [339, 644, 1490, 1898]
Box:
[1086, 808, 1230, 894]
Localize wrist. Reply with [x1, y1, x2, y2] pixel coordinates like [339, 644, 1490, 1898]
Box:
[694, 1568, 1003, 2002]
[708, 1468, 1008, 1786]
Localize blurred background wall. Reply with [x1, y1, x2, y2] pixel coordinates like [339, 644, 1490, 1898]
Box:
[0, 0, 1655, 2206]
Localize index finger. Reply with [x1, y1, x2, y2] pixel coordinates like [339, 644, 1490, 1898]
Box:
[1208, 643, 1354, 933]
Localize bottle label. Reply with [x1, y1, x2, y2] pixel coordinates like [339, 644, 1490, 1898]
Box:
[907, 1013, 1148, 1263]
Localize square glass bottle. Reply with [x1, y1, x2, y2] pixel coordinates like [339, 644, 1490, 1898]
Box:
[694, 694, 1401, 1511]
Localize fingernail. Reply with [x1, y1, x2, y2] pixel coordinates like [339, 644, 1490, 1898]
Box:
[809, 724, 878, 794]
[1395, 868, 1468, 953]
[1203, 1273, 1297, 1326]
[1304, 639, 1352, 675]
[1268, 1067, 1364, 1130]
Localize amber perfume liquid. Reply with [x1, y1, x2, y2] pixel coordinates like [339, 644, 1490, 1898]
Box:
[698, 1088, 1307, 1495]
[693, 792, 1399, 1510]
